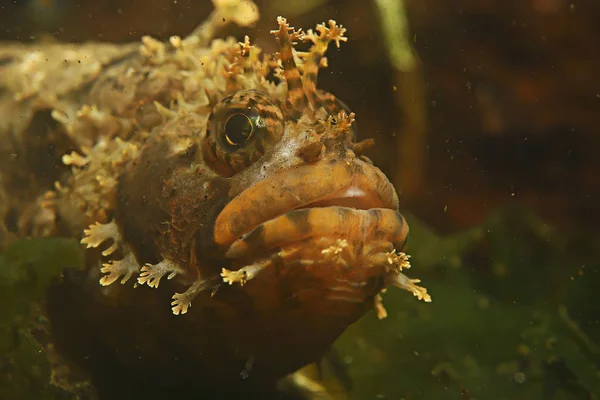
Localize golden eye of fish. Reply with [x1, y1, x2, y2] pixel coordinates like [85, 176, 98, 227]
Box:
[203, 90, 284, 177]
[224, 113, 254, 146]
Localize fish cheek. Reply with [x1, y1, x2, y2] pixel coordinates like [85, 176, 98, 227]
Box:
[116, 136, 231, 268]
[191, 179, 233, 265]
[116, 139, 173, 262]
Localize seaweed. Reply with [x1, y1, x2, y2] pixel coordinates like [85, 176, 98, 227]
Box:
[0, 238, 95, 399]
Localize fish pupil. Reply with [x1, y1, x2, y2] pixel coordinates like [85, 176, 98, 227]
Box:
[225, 113, 254, 146]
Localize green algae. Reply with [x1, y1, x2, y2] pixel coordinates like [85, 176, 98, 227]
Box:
[0, 238, 91, 400]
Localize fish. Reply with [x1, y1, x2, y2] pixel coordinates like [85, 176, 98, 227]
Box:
[0, 1, 430, 398]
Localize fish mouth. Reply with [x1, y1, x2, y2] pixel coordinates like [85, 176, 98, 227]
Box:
[213, 158, 408, 260]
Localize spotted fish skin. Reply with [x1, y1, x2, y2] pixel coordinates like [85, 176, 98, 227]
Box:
[0, 2, 430, 396]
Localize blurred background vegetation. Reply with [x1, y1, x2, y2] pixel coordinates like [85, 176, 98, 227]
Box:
[0, 0, 598, 399]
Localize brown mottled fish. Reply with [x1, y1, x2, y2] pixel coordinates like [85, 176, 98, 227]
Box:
[0, 2, 430, 398]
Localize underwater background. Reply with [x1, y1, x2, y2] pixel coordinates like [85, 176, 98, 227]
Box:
[0, 0, 598, 399]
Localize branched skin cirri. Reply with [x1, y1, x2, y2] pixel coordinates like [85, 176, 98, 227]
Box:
[1, 12, 431, 398]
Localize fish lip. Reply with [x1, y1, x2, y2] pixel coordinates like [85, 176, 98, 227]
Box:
[224, 206, 408, 260]
[214, 158, 400, 251]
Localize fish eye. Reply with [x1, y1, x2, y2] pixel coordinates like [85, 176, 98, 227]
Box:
[203, 90, 284, 177]
[224, 113, 254, 146]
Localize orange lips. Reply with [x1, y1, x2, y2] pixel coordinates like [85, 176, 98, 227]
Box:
[214, 159, 401, 252]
